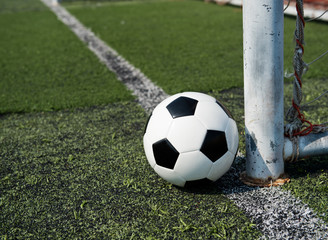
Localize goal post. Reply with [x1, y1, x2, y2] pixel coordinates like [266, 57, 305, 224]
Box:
[243, 0, 328, 184]
[243, 0, 285, 182]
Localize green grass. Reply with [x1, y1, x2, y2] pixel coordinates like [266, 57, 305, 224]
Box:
[0, 0, 47, 13]
[0, 102, 261, 239]
[282, 78, 328, 224]
[284, 158, 328, 223]
[64, 0, 328, 223]
[210, 78, 328, 224]
[284, 16, 328, 81]
[64, 0, 328, 95]
[0, 1, 133, 114]
[65, 0, 244, 94]
[1, 0, 327, 238]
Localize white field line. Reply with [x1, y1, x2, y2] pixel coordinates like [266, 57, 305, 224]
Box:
[41, 1, 328, 239]
[40, 0, 168, 114]
[220, 160, 328, 239]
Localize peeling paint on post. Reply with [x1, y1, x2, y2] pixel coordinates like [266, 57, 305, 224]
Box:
[284, 132, 328, 161]
[243, 0, 285, 181]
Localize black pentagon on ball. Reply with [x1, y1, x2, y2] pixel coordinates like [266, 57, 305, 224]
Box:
[200, 130, 228, 162]
[166, 96, 198, 119]
[152, 138, 179, 169]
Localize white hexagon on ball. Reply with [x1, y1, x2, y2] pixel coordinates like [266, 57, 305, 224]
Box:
[167, 116, 207, 153]
[174, 151, 213, 181]
[195, 101, 230, 131]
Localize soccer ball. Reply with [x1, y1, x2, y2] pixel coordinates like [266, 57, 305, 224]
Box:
[143, 92, 239, 187]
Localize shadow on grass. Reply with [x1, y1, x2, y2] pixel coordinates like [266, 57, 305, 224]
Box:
[285, 156, 328, 179]
[175, 179, 220, 195]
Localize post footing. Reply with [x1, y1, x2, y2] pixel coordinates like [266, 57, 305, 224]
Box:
[240, 172, 290, 187]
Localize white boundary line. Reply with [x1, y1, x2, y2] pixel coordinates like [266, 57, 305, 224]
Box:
[41, 1, 328, 239]
[220, 162, 328, 239]
[41, 0, 168, 114]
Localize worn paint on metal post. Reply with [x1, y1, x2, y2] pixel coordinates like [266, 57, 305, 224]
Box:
[284, 132, 328, 161]
[243, 0, 285, 181]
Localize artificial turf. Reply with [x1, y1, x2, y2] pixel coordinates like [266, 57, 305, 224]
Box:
[0, 102, 261, 239]
[211, 78, 328, 224]
[64, 0, 328, 95]
[0, 0, 133, 114]
[1, 0, 327, 238]
[283, 158, 328, 223]
[63, 0, 328, 223]
[0, 0, 47, 13]
[281, 79, 328, 224]
[64, 0, 244, 94]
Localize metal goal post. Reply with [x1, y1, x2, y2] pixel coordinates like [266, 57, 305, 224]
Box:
[243, 0, 328, 184]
